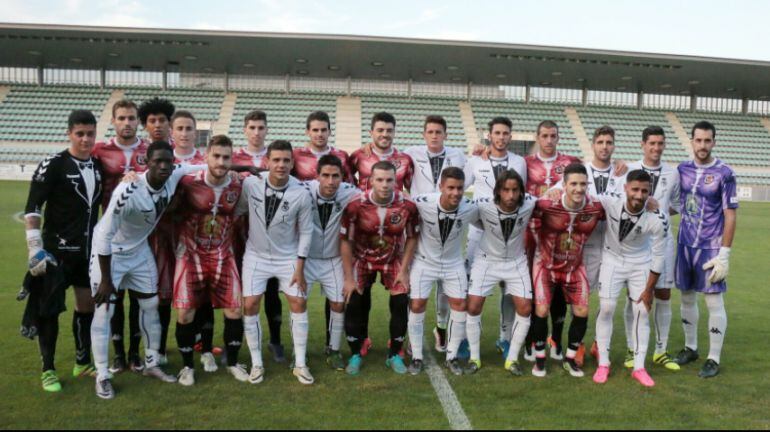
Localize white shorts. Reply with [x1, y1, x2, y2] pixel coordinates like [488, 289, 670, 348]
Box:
[656, 234, 675, 289]
[469, 254, 532, 299]
[89, 243, 158, 296]
[304, 257, 344, 303]
[598, 259, 649, 300]
[583, 242, 603, 292]
[409, 260, 467, 300]
[241, 250, 302, 298]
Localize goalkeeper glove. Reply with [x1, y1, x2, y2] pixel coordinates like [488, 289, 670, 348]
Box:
[26, 229, 56, 277]
[702, 247, 730, 285]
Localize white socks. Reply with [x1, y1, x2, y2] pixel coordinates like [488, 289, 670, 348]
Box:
[435, 283, 449, 332]
[623, 297, 634, 351]
[653, 298, 672, 355]
[446, 310, 467, 362]
[466, 313, 482, 361]
[680, 290, 699, 351]
[244, 314, 263, 367]
[705, 293, 727, 364]
[499, 291, 514, 342]
[505, 313, 531, 363]
[631, 301, 651, 371]
[137, 296, 161, 368]
[408, 310, 426, 361]
[329, 311, 344, 352]
[290, 312, 309, 368]
[91, 303, 115, 381]
[595, 298, 617, 367]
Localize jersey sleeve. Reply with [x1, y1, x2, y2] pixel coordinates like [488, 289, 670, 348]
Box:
[649, 210, 669, 274]
[722, 169, 739, 210]
[405, 202, 421, 238]
[347, 151, 360, 186]
[296, 190, 313, 258]
[403, 155, 414, 192]
[463, 159, 475, 190]
[169, 163, 206, 186]
[669, 168, 682, 214]
[339, 199, 358, 239]
[235, 178, 252, 217]
[24, 155, 58, 217]
[93, 182, 133, 256]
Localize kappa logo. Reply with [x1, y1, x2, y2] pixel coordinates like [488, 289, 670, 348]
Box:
[710, 327, 723, 335]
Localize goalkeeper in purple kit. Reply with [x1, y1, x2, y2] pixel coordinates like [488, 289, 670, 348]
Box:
[674, 121, 738, 378]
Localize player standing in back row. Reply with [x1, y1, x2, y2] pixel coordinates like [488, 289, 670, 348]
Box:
[674, 121, 737, 378]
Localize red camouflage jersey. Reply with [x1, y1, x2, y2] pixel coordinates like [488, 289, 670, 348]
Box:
[525, 152, 581, 197]
[173, 148, 205, 165]
[231, 147, 267, 171]
[175, 170, 243, 257]
[348, 146, 414, 191]
[531, 195, 605, 273]
[340, 190, 420, 265]
[92, 137, 149, 210]
[292, 146, 353, 182]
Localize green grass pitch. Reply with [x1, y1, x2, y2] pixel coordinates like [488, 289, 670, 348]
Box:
[0, 180, 768, 429]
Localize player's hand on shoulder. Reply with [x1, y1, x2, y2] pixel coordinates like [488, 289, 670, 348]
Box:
[645, 197, 660, 212]
[544, 188, 563, 202]
[613, 160, 628, 177]
[121, 170, 138, 183]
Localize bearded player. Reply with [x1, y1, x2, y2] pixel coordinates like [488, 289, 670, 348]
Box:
[301, 154, 360, 369]
[340, 161, 419, 375]
[91, 99, 148, 374]
[348, 112, 414, 355]
[404, 115, 467, 354]
[673, 121, 737, 379]
[523, 120, 581, 363]
[620, 126, 681, 372]
[530, 163, 604, 378]
[466, 170, 536, 377]
[172, 135, 248, 385]
[407, 167, 477, 376]
[464, 116, 526, 357]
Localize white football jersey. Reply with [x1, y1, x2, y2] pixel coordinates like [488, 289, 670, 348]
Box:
[93, 164, 204, 256]
[463, 152, 527, 199]
[595, 193, 668, 274]
[620, 160, 681, 215]
[302, 180, 360, 259]
[412, 193, 479, 267]
[404, 146, 467, 195]
[471, 194, 536, 261]
[237, 175, 313, 261]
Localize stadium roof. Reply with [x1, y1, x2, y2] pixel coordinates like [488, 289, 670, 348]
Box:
[1, 22, 770, 100]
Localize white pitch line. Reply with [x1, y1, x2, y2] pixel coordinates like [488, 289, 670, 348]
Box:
[424, 352, 473, 430]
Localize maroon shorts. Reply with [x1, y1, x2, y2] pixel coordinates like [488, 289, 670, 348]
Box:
[150, 231, 176, 302]
[532, 260, 589, 307]
[354, 260, 407, 295]
[173, 251, 242, 310]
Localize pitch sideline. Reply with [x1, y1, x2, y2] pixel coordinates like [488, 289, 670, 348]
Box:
[424, 352, 473, 430]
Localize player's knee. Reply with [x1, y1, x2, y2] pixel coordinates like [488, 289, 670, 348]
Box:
[409, 299, 427, 314]
[572, 305, 588, 318]
[655, 289, 671, 301]
[516, 301, 532, 317]
[329, 301, 344, 313]
[535, 304, 549, 318]
[285, 295, 307, 313]
[176, 308, 195, 325]
[243, 295, 261, 315]
[223, 308, 242, 320]
[136, 295, 159, 311]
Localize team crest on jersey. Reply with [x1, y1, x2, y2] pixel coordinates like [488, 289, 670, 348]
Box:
[136, 155, 147, 166]
[282, 201, 289, 211]
[335, 202, 342, 212]
[661, 177, 667, 186]
[225, 191, 238, 204]
[580, 214, 594, 222]
[704, 175, 714, 185]
[555, 166, 564, 174]
[635, 226, 642, 235]
[390, 213, 402, 225]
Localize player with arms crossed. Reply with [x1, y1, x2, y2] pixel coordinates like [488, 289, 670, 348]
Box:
[172, 135, 248, 385]
[301, 154, 360, 369]
[466, 170, 536, 376]
[530, 163, 604, 377]
[23, 110, 102, 391]
[92, 99, 148, 374]
[404, 115, 467, 354]
[348, 112, 414, 355]
[590, 169, 669, 387]
[407, 167, 477, 375]
[673, 121, 737, 379]
[523, 120, 582, 363]
[90, 141, 206, 399]
[463, 117, 526, 357]
[237, 140, 315, 385]
[620, 126, 681, 371]
[340, 161, 419, 375]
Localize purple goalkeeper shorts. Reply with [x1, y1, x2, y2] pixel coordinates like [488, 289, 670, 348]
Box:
[675, 244, 727, 294]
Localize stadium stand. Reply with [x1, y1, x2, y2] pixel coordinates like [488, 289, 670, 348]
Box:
[675, 111, 770, 167]
[0, 85, 111, 143]
[576, 105, 691, 163]
[470, 100, 583, 157]
[228, 91, 339, 147]
[360, 95, 466, 149]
